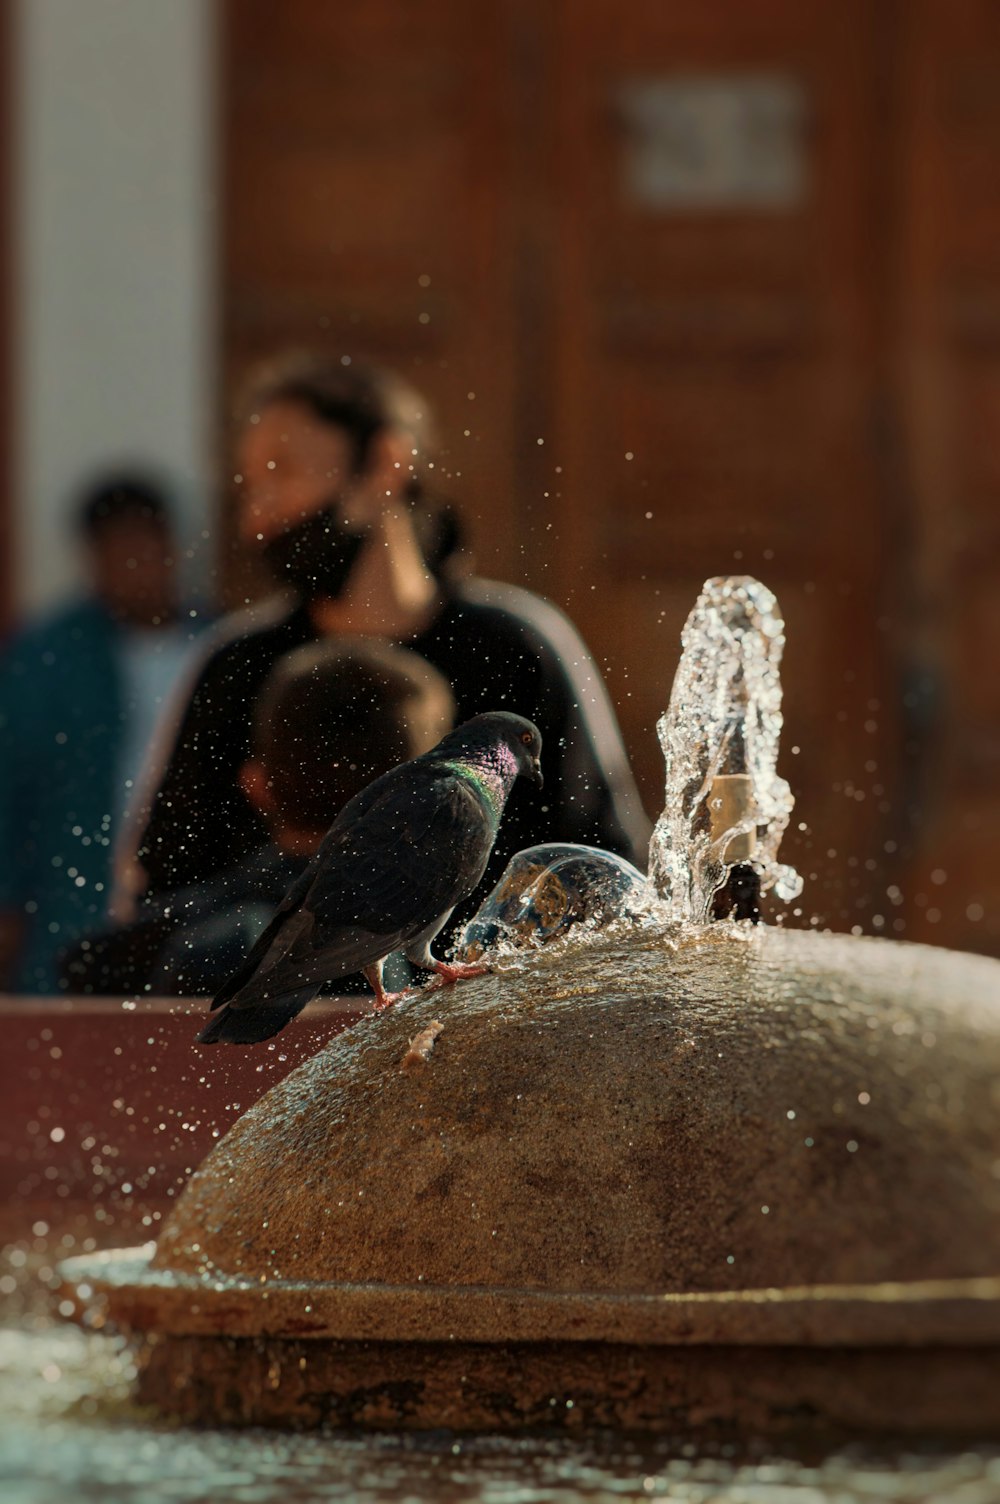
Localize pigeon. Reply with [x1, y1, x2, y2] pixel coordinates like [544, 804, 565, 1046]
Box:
[198, 711, 543, 1044]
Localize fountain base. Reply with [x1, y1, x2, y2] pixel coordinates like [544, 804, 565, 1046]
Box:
[59, 926, 1000, 1435]
[62, 1251, 1000, 1434]
[135, 1329, 1000, 1437]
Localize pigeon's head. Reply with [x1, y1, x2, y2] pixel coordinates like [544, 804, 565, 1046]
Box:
[441, 712, 543, 789]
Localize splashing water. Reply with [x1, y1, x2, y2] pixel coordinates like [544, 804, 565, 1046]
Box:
[648, 576, 803, 924]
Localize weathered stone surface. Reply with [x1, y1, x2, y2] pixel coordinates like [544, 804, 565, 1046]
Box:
[133, 1333, 1000, 1436]
[152, 927, 1000, 1296]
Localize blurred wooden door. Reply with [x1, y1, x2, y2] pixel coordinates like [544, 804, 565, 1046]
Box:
[539, 0, 899, 938]
[888, 0, 1000, 955]
[224, 0, 1000, 953]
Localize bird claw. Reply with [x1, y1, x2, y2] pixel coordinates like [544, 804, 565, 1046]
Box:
[430, 960, 490, 987]
[371, 987, 411, 1012]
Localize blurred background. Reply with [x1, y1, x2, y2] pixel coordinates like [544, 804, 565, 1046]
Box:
[1, 0, 997, 956]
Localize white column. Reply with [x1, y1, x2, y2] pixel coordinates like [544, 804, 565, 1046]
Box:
[13, 0, 216, 610]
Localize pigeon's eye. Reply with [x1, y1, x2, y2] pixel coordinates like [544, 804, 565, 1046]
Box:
[520, 731, 533, 746]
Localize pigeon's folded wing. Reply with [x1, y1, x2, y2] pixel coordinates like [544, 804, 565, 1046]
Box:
[208, 859, 320, 1011]
[214, 765, 493, 1009]
[313, 766, 492, 924]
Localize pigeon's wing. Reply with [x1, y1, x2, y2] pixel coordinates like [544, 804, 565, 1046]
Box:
[208, 859, 320, 1011]
[205, 758, 415, 1014]
[218, 764, 495, 1009]
[311, 765, 494, 925]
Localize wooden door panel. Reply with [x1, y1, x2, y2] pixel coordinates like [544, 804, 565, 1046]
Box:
[893, 0, 1000, 953]
[543, 0, 895, 901]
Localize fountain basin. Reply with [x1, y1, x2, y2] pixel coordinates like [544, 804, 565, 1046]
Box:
[60, 925, 1000, 1434]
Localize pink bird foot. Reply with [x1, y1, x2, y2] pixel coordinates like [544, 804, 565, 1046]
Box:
[430, 959, 490, 987]
[371, 990, 409, 1012]
[363, 964, 412, 1011]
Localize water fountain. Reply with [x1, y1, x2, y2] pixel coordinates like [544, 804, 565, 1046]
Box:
[57, 578, 1000, 1436]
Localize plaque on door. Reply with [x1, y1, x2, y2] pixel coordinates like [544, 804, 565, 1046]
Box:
[619, 74, 808, 211]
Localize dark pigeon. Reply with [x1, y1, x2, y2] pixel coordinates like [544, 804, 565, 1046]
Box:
[198, 711, 543, 1044]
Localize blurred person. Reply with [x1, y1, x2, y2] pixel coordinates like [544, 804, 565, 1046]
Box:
[61, 637, 454, 997]
[0, 475, 208, 993]
[116, 355, 650, 918]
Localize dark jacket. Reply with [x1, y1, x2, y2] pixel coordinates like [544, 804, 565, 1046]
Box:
[61, 840, 411, 999]
[122, 580, 651, 915]
[61, 841, 302, 996]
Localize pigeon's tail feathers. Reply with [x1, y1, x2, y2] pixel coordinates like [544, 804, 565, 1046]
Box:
[197, 984, 318, 1045]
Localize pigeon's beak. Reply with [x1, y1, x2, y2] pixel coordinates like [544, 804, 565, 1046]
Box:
[530, 756, 544, 789]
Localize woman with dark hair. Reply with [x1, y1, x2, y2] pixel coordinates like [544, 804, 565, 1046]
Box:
[116, 354, 650, 921]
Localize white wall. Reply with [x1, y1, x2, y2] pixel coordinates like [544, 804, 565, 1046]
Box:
[13, 0, 216, 610]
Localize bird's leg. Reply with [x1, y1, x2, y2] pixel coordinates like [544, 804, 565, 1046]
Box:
[405, 936, 490, 992]
[428, 957, 490, 986]
[363, 960, 408, 1011]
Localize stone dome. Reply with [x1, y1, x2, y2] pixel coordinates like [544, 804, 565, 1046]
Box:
[153, 925, 1000, 1296]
